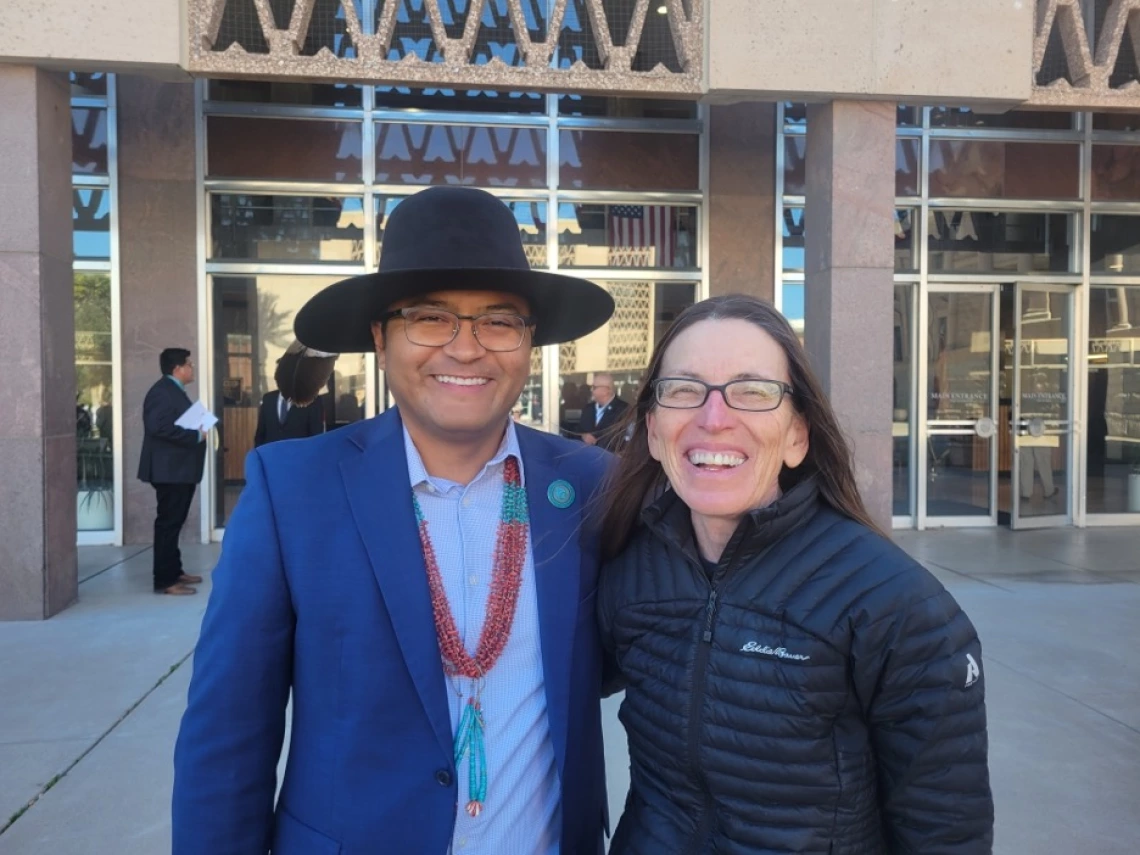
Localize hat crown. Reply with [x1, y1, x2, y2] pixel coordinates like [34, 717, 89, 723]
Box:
[379, 187, 529, 273]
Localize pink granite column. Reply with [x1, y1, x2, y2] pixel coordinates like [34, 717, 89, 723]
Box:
[804, 101, 896, 531]
[0, 67, 78, 619]
[707, 102, 777, 300]
[117, 77, 201, 545]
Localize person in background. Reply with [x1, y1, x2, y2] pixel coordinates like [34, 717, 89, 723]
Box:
[598, 294, 992, 854]
[137, 348, 208, 596]
[252, 341, 331, 447]
[95, 393, 113, 443]
[578, 372, 630, 453]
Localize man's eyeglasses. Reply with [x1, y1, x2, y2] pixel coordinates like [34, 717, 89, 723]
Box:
[382, 307, 534, 352]
[653, 377, 794, 412]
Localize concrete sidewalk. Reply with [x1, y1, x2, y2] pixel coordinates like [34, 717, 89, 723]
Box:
[1, 529, 1138, 853]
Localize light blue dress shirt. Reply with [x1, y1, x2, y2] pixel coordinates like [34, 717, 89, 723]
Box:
[404, 422, 560, 855]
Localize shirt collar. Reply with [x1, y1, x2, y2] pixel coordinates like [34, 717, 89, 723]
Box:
[404, 418, 525, 491]
[165, 374, 184, 391]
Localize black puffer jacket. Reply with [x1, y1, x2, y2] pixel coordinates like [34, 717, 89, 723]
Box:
[599, 479, 993, 855]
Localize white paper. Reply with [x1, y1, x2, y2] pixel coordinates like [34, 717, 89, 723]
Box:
[175, 401, 218, 432]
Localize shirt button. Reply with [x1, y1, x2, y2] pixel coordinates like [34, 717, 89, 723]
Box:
[468, 574, 478, 587]
[435, 769, 452, 787]
[462, 496, 472, 507]
[458, 838, 467, 849]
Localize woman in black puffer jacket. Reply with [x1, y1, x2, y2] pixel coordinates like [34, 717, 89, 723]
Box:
[598, 295, 993, 855]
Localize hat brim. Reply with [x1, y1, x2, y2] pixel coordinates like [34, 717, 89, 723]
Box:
[294, 268, 616, 353]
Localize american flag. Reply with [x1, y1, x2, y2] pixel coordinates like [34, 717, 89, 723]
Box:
[607, 205, 675, 267]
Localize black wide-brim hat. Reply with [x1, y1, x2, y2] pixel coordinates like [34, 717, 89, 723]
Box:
[294, 186, 615, 352]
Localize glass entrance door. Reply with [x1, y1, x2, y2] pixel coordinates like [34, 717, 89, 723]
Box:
[923, 287, 999, 525]
[1011, 284, 1074, 528]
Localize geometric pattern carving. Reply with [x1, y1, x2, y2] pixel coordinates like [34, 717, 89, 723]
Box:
[1032, 0, 1140, 108]
[188, 0, 702, 97]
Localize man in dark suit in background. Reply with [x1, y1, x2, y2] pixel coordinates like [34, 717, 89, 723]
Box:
[578, 372, 630, 453]
[138, 348, 208, 596]
[253, 343, 327, 447]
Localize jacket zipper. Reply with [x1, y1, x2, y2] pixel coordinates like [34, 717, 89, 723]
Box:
[682, 572, 723, 855]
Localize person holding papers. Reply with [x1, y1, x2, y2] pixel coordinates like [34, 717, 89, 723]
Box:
[138, 348, 210, 596]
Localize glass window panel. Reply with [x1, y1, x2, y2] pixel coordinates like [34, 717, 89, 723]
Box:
[1086, 286, 1140, 513]
[1092, 214, 1140, 273]
[515, 348, 545, 430]
[558, 203, 697, 269]
[893, 284, 914, 516]
[927, 211, 1075, 273]
[211, 274, 352, 526]
[374, 123, 547, 187]
[559, 281, 696, 436]
[896, 106, 920, 127]
[783, 135, 806, 195]
[927, 291, 993, 421]
[930, 107, 1073, 130]
[782, 207, 917, 273]
[559, 130, 699, 191]
[375, 196, 547, 267]
[75, 272, 114, 532]
[896, 138, 920, 196]
[70, 72, 107, 99]
[781, 281, 805, 333]
[207, 117, 363, 182]
[210, 195, 365, 263]
[782, 102, 807, 126]
[72, 107, 108, 175]
[558, 94, 698, 119]
[1093, 113, 1140, 132]
[375, 86, 545, 113]
[929, 140, 1080, 199]
[1091, 145, 1140, 200]
[208, 79, 363, 107]
[73, 188, 111, 260]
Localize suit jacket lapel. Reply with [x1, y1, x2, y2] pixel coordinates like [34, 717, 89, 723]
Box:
[517, 428, 582, 780]
[339, 409, 452, 760]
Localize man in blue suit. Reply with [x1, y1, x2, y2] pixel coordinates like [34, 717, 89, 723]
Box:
[173, 187, 617, 854]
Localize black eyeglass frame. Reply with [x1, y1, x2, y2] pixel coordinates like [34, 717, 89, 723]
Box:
[381, 307, 536, 352]
[653, 377, 795, 412]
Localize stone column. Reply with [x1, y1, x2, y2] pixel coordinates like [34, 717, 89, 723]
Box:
[117, 77, 201, 545]
[804, 101, 895, 531]
[0, 67, 77, 619]
[707, 103, 776, 301]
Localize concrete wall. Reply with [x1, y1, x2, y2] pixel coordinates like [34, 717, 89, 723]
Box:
[0, 0, 185, 77]
[707, 0, 1034, 106]
[117, 76, 201, 545]
[0, 67, 78, 619]
[707, 102, 777, 302]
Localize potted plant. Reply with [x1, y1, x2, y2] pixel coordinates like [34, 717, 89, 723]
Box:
[77, 437, 113, 531]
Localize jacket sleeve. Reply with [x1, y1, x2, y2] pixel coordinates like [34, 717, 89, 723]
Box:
[253, 396, 267, 447]
[596, 557, 628, 698]
[172, 450, 295, 855]
[143, 385, 201, 448]
[851, 584, 993, 855]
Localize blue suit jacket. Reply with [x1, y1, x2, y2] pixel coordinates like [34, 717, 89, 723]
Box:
[173, 409, 611, 854]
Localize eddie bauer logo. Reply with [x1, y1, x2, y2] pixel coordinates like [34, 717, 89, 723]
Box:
[965, 653, 981, 688]
[740, 641, 811, 661]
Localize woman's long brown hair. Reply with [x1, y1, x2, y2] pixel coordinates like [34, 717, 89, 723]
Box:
[598, 294, 885, 561]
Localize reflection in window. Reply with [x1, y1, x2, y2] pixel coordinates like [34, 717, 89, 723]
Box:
[558, 203, 697, 269]
[376, 86, 544, 113]
[72, 107, 108, 175]
[74, 188, 111, 260]
[783, 135, 921, 197]
[1087, 286, 1140, 514]
[893, 285, 914, 516]
[1091, 214, 1140, 273]
[210, 195, 365, 264]
[929, 107, 1072, 130]
[207, 117, 363, 182]
[375, 123, 547, 187]
[928, 140, 1080, 199]
[559, 282, 695, 436]
[375, 197, 547, 267]
[1091, 145, 1140, 201]
[559, 130, 699, 191]
[208, 79, 363, 107]
[75, 273, 114, 531]
[558, 94, 697, 119]
[782, 207, 917, 273]
[928, 211, 1075, 274]
[70, 72, 107, 98]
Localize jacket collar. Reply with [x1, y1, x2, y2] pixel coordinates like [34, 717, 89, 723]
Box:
[642, 474, 821, 572]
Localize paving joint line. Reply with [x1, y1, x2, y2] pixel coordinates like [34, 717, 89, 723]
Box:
[0, 648, 194, 837]
[78, 546, 152, 586]
[923, 560, 1016, 593]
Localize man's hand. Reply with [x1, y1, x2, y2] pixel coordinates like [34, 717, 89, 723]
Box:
[582, 433, 597, 446]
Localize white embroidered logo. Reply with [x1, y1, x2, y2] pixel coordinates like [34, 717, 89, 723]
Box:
[965, 653, 981, 688]
[740, 641, 811, 661]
